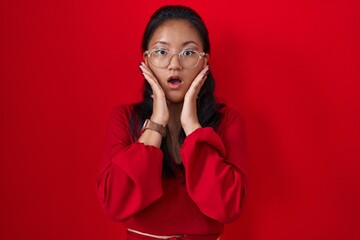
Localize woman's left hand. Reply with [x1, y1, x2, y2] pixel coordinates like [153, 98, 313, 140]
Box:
[181, 66, 209, 136]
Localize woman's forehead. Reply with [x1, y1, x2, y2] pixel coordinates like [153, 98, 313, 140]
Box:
[148, 20, 202, 48]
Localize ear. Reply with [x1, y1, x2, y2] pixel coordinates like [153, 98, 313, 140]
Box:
[203, 53, 209, 67]
[143, 52, 149, 66]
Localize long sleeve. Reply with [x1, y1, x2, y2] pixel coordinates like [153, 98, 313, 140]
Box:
[180, 109, 247, 223]
[96, 105, 164, 221]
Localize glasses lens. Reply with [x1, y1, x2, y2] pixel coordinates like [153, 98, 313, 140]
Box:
[179, 50, 200, 68]
[149, 50, 170, 68]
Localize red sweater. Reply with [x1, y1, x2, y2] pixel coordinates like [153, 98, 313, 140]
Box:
[96, 104, 247, 236]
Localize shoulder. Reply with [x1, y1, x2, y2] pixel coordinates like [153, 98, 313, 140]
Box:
[105, 103, 140, 141]
[110, 103, 135, 119]
[216, 100, 245, 135]
[106, 103, 139, 130]
[217, 99, 244, 125]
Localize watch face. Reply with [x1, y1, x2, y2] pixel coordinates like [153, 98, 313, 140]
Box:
[141, 119, 148, 131]
[143, 119, 150, 128]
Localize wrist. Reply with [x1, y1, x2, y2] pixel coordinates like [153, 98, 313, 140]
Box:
[183, 122, 201, 136]
[141, 119, 167, 137]
[150, 116, 168, 127]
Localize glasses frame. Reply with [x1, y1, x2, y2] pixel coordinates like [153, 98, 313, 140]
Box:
[144, 49, 206, 69]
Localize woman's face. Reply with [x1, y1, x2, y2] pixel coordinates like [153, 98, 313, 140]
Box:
[145, 20, 208, 103]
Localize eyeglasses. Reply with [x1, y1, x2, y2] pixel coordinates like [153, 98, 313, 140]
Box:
[145, 49, 206, 69]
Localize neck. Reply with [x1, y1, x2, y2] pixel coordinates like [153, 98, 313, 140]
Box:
[167, 102, 183, 132]
[166, 102, 183, 164]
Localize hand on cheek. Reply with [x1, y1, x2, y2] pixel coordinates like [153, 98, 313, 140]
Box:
[139, 62, 169, 126]
[181, 66, 210, 136]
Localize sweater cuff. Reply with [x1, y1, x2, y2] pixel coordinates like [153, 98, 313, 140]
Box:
[182, 127, 226, 158]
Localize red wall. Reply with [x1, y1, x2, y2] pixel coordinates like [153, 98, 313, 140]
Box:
[1, 0, 359, 239]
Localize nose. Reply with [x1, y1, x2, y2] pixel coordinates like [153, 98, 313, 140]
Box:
[168, 53, 182, 70]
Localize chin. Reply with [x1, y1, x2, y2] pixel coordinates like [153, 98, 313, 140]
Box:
[165, 94, 185, 104]
[167, 98, 185, 104]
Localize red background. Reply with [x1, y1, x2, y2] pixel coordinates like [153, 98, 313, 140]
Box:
[1, 0, 360, 239]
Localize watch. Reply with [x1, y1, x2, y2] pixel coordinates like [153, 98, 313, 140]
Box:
[141, 119, 166, 137]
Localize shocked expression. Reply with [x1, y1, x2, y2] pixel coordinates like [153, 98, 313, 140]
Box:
[145, 20, 208, 103]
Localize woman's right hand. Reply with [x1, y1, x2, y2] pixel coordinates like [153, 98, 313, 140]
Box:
[139, 62, 169, 126]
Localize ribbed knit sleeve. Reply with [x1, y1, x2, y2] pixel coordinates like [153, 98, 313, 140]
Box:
[96, 105, 164, 221]
[180, 109, 247, 223]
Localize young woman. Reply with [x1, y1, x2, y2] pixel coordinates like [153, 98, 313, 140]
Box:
[97, 5, 247, 240]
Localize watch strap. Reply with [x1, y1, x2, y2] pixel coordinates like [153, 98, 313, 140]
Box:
[141, 119, 166, 137]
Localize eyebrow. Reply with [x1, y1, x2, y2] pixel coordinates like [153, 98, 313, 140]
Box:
[182, 41, 199, 47]
[152, 41, 169, 46]
[151, 40, 199, 47]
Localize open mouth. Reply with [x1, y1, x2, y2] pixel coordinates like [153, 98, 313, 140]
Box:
[167, 76, 182, 84]
[167, 76, 183, 89]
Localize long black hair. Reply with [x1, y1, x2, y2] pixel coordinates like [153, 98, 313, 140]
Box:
[130, 5, 224, 177]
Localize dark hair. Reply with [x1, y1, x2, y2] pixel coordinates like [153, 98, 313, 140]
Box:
[141, 5, 210, 54]
[130, 5, 223, 177]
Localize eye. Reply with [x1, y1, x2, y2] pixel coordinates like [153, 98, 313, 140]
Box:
[181, 50, 196, 56]
[153, 49, 168, 56]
